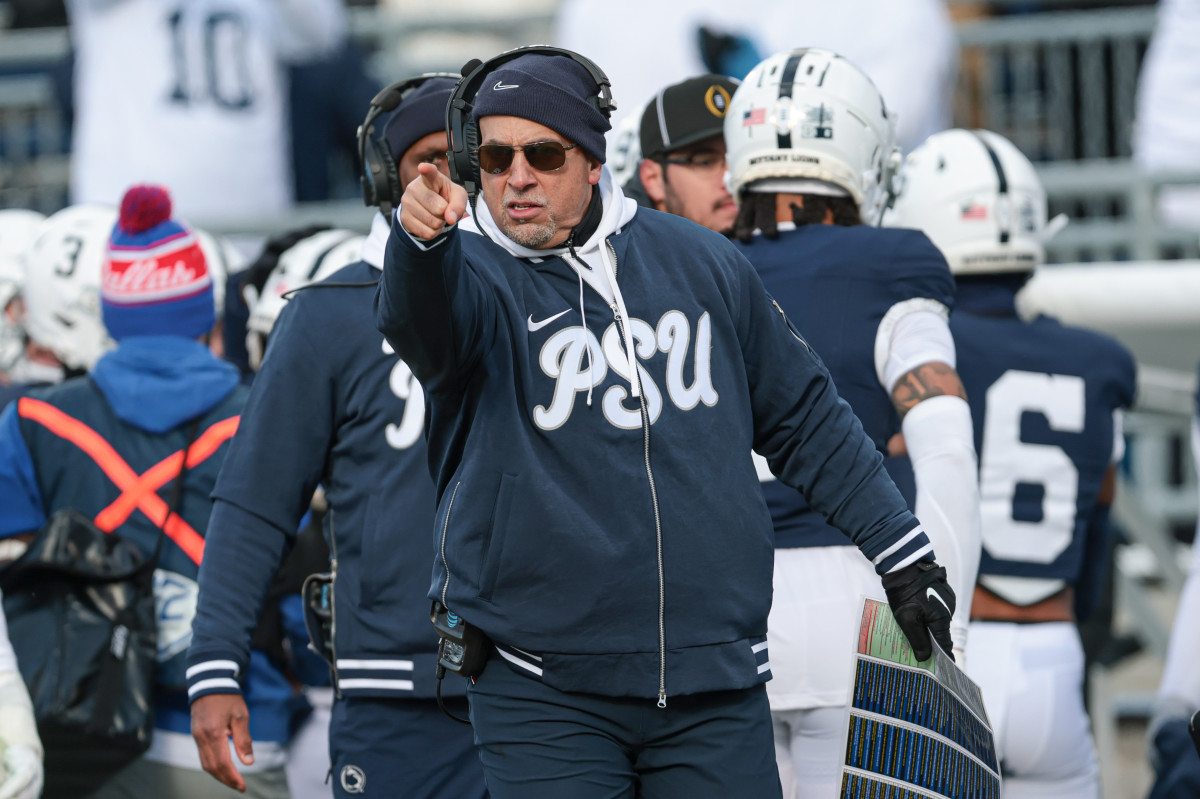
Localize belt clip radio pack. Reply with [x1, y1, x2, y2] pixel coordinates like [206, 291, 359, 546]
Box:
[431, 600, 489, 679]
[301, 572, 335, 668]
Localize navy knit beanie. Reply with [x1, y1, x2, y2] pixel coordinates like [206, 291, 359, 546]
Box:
[383, 77, 457, 162]
[471, 53, 610, 163]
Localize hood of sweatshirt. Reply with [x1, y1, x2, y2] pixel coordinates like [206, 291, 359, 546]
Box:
[360, 212, 391, 270]
[90, 336, 241, 433]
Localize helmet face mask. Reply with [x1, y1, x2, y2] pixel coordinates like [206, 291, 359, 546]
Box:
[724, 49, 900, 226]
[245, 229, 365, 371]
[883, 129, 1064, 275]
[22, 205, 118, 373]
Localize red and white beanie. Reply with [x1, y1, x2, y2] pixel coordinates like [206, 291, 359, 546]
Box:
[102, 184, 214, 341]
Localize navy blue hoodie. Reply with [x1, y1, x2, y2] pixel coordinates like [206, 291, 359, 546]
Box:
[187, 222, 449, 702]
[375, 170, 933, 702]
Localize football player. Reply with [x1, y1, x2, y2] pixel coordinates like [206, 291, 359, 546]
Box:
[885, 128, 1136, 798]
[0, 209, 45, 389]
[724, 49, 983, 797]
[1, 205, 117, 411]
[67, 0, 345, 225]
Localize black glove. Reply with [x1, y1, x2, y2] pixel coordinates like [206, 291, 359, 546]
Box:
[881, 560, 956, 662]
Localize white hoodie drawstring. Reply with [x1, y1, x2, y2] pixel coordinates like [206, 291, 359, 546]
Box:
[603, 246, 640, 398]
[464, 166, 642, 401]
[577, 266, 594, 406]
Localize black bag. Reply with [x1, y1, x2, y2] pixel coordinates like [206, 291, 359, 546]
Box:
[0, 418, 198, 797]
[0, 510, 157, 797]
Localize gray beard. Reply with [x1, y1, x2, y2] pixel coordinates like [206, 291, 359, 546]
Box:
[499, 216, 556, 249]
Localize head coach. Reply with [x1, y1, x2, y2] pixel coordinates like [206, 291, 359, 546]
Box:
[374, 46, 959, 798]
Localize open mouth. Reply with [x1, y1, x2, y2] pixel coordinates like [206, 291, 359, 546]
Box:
[507, 202, 543, 220]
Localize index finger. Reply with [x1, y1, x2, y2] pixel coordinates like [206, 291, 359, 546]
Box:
[416, 162, 467, 226]
[417, 161, 448, 195]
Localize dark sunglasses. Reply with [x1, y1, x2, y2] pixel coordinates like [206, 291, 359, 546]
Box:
[477, 141, 577, 175]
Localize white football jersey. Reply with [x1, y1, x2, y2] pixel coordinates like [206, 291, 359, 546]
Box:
[67, 0, 345, 227]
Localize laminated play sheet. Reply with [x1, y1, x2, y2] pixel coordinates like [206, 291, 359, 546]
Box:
[840, 599, 1001, 799]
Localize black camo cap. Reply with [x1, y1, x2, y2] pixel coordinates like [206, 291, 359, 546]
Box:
[640, 75, 740, 160]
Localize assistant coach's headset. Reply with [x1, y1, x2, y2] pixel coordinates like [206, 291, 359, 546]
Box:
[447, 45, 617, 210]
[357, 72, 458, 219]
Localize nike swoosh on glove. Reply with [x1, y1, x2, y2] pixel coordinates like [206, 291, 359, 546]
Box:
[881, 560, 956, 662]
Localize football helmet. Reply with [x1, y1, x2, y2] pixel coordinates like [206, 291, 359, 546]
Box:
[608, 111, 644, 189]
[0, 209, 46, 370]
[724, 48, 900, 225]
[246, 229, 365, 371]
[22, 205, 118, 372]
[883, 129, 1067, 274]
[194, 229, 246, 318]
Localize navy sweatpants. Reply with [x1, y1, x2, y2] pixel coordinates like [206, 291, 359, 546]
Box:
[467, 656, 783, 799]
[329, 695, 487, 798]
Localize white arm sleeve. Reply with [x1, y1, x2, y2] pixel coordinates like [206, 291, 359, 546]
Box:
[874, 300, 954, 393]
[1155, 417, 1200, 716]
[877, 301, 982, 660]
[903, 396, 982, 661]
[0, 592, 42, 759]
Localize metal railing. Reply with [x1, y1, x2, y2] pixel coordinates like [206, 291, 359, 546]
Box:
[953, 5, 1156, 161]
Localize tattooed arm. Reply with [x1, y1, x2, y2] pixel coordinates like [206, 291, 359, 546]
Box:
[885, 351, 981, 663]
[890, 361, 968, 419]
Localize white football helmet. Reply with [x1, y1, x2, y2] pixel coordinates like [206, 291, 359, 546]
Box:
[22, 205, 118, 373]
[883, 129, 1068, 274]
[246, 229, 365, 371]
[608, 111, 644, 188]
[194, 229, 246, 318]
[725, 48, 901, 225]
[0, 209, 46, 370]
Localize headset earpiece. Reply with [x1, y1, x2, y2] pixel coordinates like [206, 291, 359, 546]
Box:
[358, 73, 459, 219]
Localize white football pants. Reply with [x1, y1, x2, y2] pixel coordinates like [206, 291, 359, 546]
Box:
[967, 621, 1100, 799]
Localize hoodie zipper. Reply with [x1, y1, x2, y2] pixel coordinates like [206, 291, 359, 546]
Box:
[439, 482, 461, 607]
[327, 507, 342, 699]
[606, 240, 668, 709]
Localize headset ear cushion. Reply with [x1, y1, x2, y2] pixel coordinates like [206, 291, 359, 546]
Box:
[464, 122, 479, 178]
[464, 120, 480, 188]
[375, 139, 405, 209]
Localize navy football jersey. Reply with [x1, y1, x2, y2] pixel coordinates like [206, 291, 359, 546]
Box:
[736, 224, 956, 549]
[952, 311, 1136, 604]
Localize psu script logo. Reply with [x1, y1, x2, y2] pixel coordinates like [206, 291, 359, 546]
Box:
[533, 310, 719, 430]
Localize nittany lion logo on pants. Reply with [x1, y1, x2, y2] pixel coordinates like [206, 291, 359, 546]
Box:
[340, 764, 366, 794]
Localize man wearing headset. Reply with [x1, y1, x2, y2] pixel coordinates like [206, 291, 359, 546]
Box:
[377, 47, 959, 797]
[186, 76, 488, 799]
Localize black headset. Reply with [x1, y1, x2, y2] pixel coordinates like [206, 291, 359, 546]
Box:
[446, 45, 616, 209]
[357, 73, 459, 219]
